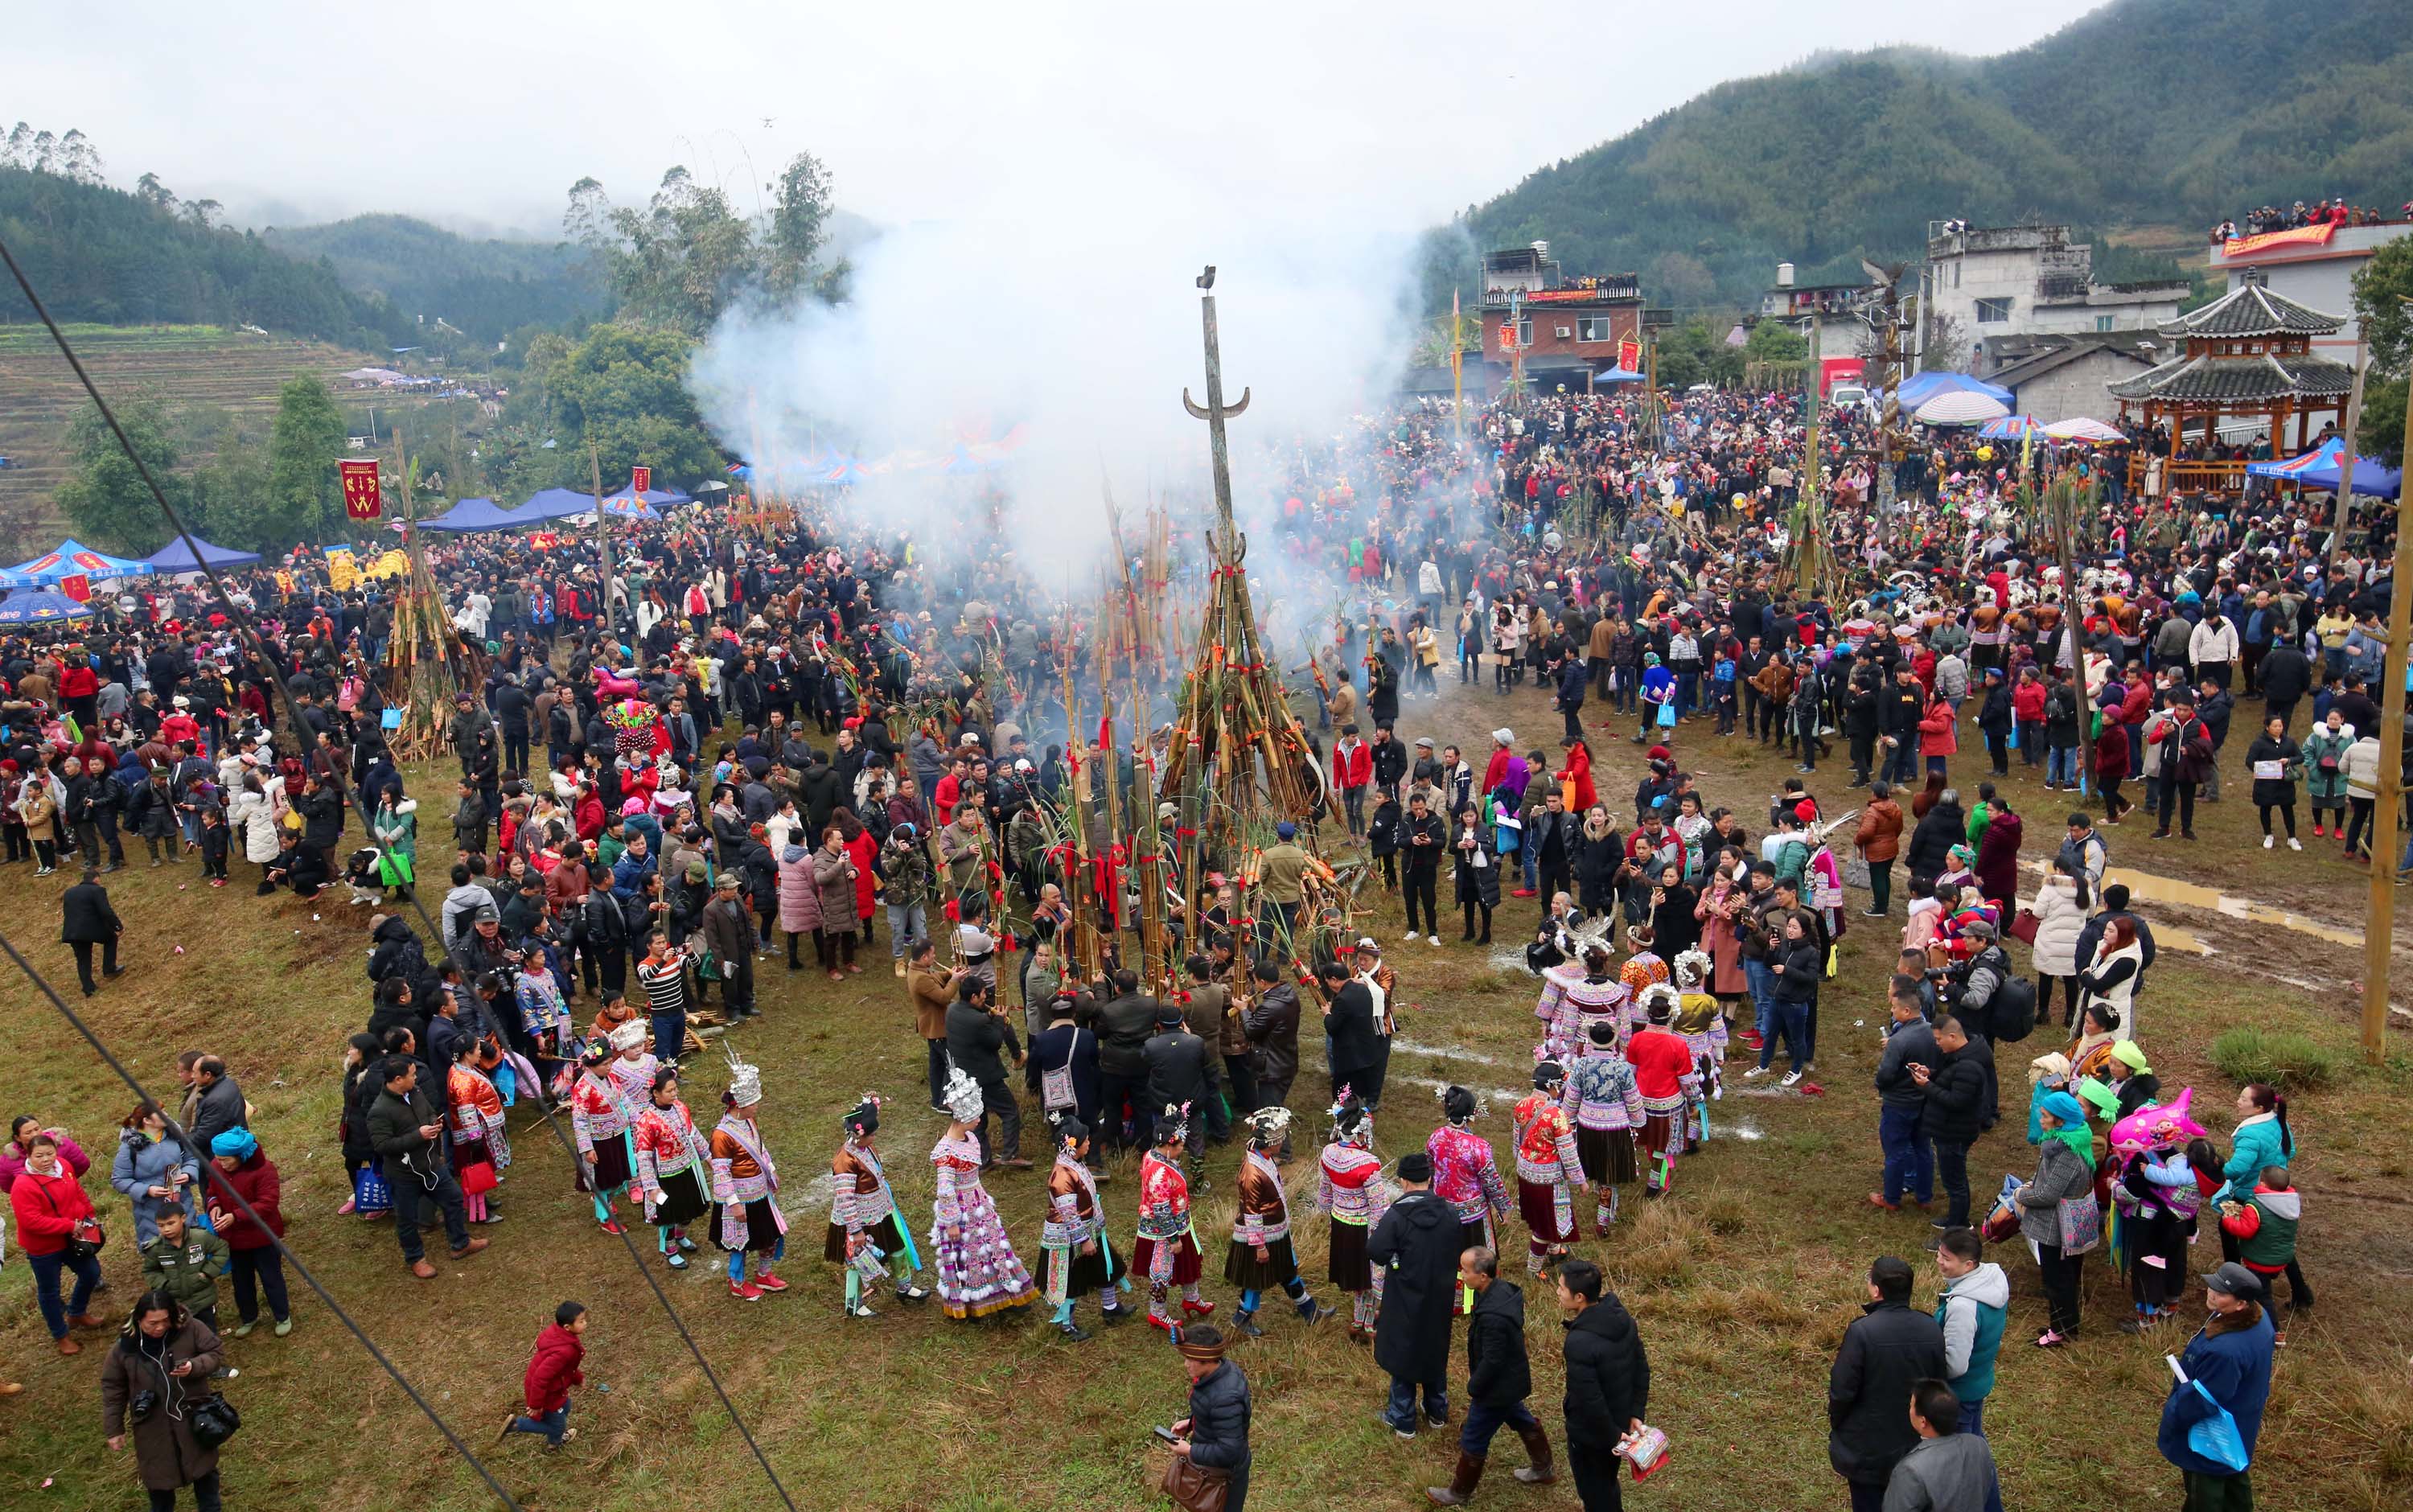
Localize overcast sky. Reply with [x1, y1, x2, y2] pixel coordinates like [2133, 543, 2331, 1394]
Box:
[18, 1, 2108, 238]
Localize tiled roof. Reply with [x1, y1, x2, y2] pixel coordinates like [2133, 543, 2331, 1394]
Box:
[2107, 351, 2355, 404]
[2159, 283, 2344, 339]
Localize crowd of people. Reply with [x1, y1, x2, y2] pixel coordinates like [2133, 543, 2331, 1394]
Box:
[0, 358, 2378, 1510]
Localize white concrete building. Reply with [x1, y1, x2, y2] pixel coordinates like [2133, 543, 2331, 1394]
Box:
[1925, 224, 2189, 366]
[2207, 220, 2412, 355]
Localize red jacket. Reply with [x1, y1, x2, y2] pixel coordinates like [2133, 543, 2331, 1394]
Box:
[1331, 740, 1371, 791]
[8, 1165, 95, 1257]
[2092, 723, 2130, 782]
[204, 1151, 286, 1251]
[2012, 683, 2046, 722]
[1918, 701, 1959, 758]
[524, 1322, 586, 1414]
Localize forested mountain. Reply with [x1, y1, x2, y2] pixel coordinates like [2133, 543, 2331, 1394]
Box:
[0, 163, 410, 347]
[1440, 0, 2413, 307]
[262, 215, 606, 342]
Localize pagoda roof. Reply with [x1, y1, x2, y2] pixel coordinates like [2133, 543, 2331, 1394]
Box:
[2158, 281, 2343, 339]
[2107, 350, 2356, 405]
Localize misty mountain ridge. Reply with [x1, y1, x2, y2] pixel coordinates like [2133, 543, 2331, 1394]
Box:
[1443, 0, 2413, 306]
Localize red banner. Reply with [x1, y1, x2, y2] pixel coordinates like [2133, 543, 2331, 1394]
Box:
[339, 459, 382, 520]
[1618, 337, 1642, 372]
[2222, 222, 2339, 258]
[1498, 324, 1518, 352]
[630, 464, 652, 495]
[58, 573, 91, 602]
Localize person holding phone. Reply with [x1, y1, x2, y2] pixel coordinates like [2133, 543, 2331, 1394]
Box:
[1165, 1324, 1251, 1511]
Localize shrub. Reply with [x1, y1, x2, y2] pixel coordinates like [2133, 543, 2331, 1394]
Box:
[2209, 1027, 2337, 1091]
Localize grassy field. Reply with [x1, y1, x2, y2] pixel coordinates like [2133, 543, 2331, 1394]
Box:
[0, 323, 441, 535]
[0, 671, 2407, 1511]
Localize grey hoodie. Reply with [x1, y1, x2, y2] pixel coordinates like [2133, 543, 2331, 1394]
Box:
[1937, 1262, 2010, 1383]
[1881, 1431, 1998, 1512]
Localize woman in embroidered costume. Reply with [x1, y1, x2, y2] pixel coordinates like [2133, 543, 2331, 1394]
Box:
[824, 1094, 928, 1317]
[632, 1065, 710, 1270]
[606, 1021, 658, 1137]
[1315, 1091, 1390, 1343]
[569, 1037, 638, 1235]
[1427, 1085, 1511, 1313]
[1618, 925, 1669, 1037]
[1224, 1106, 1328, 1337]
[444, 1037, 507, 1226]
[930, 1067, 1038, 1320]
[1134, 1103, 1213, 1337]
[1626, 984, 1704, 1198]
[1562, 1018, 1644, 1234]
[709, 1051, 790, 1300]
[1669, 949, 1727, 1142]
[1511, 1061, 1585, 1275]
[1038, 1111, 1128, 1341]
[1533, 942, 1630, 1066]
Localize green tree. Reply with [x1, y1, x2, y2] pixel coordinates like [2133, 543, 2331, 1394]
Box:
[549, 323, 723, 486]
[188, 417, 276, 551]
[1745, 318, 1807, 364]
[763, 151, 836, 299]
[2359, 376, 2407, 470]
[2352, 238, 2413, 380]
[265, 376, 347, 546]
[53, 394, 184, 553]
[565, 167, 758, 335]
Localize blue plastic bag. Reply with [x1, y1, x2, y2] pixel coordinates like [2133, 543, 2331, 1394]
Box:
[1656, 701, 1677, 727]
[2185, 1381, 2251, 1473]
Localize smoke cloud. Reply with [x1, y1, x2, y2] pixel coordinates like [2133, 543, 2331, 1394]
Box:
[686, 158, 1424, 598]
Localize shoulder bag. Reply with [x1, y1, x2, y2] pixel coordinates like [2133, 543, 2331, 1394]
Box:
[2056, 1189, 2103, 1255]
[34, 1177, 106, 1262]
[1160, 1452, 1230, 1512]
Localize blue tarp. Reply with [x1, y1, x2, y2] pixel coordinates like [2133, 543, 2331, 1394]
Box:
[2247, 437, 2402, 497]
[514, 487, 599, 522]
[144, 534, 262, 571]
[1891, 371, 2014, 411]
[417, 497, 528, 533]
[0, 538, 153, 589]
[0, 590, 97, 623]
[1593, 367, 1647, 384]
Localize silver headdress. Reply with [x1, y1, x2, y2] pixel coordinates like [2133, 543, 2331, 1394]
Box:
[1638, 982, 1681, 1023]
[1671, 949, 1713, 989]
[1243, 1104, 1293, 1144]
[1156, 1101, 1192, 1144]
[607, 1019, 648, 1052]
[941, 1066, 985, 1124]
[723, 1047, 763, 1108]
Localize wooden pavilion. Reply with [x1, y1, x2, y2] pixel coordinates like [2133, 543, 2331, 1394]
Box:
[2108, 271, 2354, 495]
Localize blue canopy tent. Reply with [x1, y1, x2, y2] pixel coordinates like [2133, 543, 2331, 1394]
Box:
[514, 487, 600, 522]
[144, 534, 261, 571]
[0, 538, 152, 589]
[1593, 367, 1648, 384]
[2247, 437, 2402, 498]
[417, 497, 529, 533]
[594, 480, 691, 520]
[1891, 371, 2013, 413]
[0, 590, 98, 624]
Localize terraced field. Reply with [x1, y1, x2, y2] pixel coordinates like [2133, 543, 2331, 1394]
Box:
[0, 324, 409, 533]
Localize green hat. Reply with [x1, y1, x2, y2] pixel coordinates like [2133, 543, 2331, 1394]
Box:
[684, 860, 708, 881]
[2074, 1078, 2121, 1120]
[2109, 1041, 2150, 1074]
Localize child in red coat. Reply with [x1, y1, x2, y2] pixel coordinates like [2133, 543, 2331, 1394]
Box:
[502, 1302, 587, 1449]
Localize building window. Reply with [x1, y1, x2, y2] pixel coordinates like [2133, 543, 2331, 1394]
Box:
[1975, 297, 2012, 324]
[2095, 315, 2114, 332]
[1516, 318, 1534, 348]
[1577, 316, 1616, 343]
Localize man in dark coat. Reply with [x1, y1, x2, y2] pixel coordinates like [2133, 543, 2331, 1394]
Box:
[366, 1056, 487, 1278]
[1367, 1151, 1461, 1436]
[1320, 961, 1383, 1106]
[1914, 1015, 1991, 1230]
[1557, 1257, 1648, 1512]
[1172, 1326, 1252, 1512]
[1141, 1001, 1219, 1163]
[945, 976, 1025, 1167]
[1828, 1255, 1947, 1510]
[60, 865, 124, 995]
[1429, 1244, 1554, 1504]
[1095, 970, 1161, 1153]
[2255, 638, 2312, 731]
[1239, 961, 1301, 1159]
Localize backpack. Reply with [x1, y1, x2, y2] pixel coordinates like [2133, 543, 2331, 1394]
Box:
[1988, 972, 2038, 1044]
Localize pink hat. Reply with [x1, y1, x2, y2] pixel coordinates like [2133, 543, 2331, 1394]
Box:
[621, 797, 647, 816]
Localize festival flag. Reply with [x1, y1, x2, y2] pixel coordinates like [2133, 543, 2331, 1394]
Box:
[630, 464, 652, 495]
[57, 573, 91, 603]
[339, 458, 382, 520]
[1618, 337, 1642, 373]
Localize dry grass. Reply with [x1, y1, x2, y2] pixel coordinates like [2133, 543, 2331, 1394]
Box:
[0, 676, 2405, 1508]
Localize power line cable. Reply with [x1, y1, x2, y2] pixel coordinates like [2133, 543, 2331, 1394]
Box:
[0, 232, 800, 1512]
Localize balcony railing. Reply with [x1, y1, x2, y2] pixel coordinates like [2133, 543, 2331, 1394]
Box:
[2127, 457, 2251, 494]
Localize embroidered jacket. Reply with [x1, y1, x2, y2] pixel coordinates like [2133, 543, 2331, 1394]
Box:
[929, 1131, 985, 1231]
[446, 1064, 505, 1148]
[709, 1114, 780, 1206]
[1043, 1152, 1105, 1249]
[1425, 1123, 1511, 1227]
[632, 1099, 706, 1196]
[1316, 1141, 1385, 1226]
[607, 1052, 660, 1112]
[516, 971, 569, 1039]
[569, 1068, 634, 1156]
[1231, 1148, 1290, 1246]
[1512, 1091, 1583, 1185]
[1535, 967, 1632, 1062]
[1563, 1046, 1645, 1132]
[1136, 1150, 1194, 1242]
[830, 1140, 898, 1235]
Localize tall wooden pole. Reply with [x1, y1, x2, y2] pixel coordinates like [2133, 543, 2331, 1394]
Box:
[2328, 340, 2368, 568]
[589, 445, 615, 642]
[2359, 318, 2413, 1065]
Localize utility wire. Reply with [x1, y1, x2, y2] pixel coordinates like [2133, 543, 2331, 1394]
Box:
[0, 232, 799, 1512]
[0, 927, 530, 1512]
